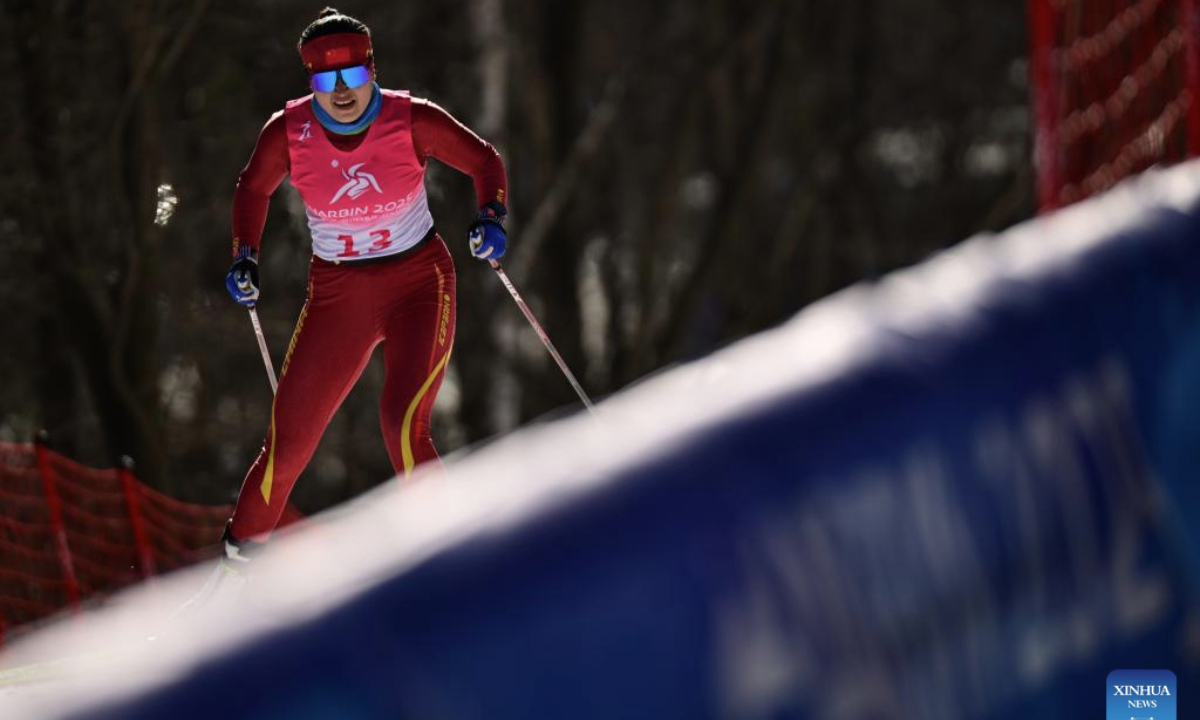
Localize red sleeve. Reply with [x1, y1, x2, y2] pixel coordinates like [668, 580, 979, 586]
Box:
[231, 111, 289, 256]
[410, 98, 508, 210]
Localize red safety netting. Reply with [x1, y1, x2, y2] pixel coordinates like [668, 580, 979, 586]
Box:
[0, 441, 302, 648]
[1027, 0, 1200, 211]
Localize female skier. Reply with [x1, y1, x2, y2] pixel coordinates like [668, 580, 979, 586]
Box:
[220, 7, 507, 557]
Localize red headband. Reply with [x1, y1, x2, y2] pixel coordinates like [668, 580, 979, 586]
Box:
[300, 33, 373, 73]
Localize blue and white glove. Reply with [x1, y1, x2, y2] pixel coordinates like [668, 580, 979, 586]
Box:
[225, 246, 260, 307]
[467, 201, 507, 260]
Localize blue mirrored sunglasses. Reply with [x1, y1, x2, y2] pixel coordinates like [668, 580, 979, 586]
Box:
[310, 64, 371, 93]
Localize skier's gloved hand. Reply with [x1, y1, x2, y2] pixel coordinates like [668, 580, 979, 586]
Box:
[467, 201, 507, 261]
[225, 246, 260, 307]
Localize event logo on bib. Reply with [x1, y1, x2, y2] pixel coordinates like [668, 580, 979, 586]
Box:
[1107, 670, 1176, 720]
[330, 161, 382, 203]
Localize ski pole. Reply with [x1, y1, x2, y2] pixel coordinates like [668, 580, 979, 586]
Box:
[247, 307, 278, 395]
[488, 259, 596, 416]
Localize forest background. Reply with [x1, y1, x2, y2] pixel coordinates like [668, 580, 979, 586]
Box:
[0, 1, 1031, 511]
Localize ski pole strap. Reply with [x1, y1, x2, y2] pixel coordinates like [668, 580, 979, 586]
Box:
[488, 260, 596, 415]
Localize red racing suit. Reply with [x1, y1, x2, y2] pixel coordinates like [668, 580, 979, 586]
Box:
[227, 90, 506, 541]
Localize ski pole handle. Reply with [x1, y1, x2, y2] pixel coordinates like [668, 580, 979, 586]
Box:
[247, 307, 278, 395]
[488, 259, 596, 415]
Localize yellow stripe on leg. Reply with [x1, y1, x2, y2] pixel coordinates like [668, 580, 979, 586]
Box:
[400, 350, 451, 479]
[260, 411, 277, 505]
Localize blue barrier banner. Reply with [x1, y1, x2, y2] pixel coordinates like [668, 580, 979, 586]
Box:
[4, 163, 1199, 720]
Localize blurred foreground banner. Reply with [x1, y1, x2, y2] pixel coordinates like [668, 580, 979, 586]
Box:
[4, 162, 1200, 719]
